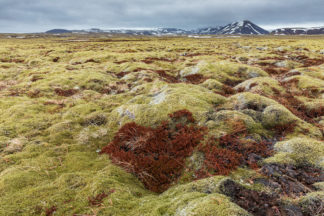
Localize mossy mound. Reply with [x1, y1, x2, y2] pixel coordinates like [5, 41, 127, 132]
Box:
[180, 61, 269, 85]
[234, 77, 284, 96]
[108, 81, 225, 130]
[265, 137, 324, 168]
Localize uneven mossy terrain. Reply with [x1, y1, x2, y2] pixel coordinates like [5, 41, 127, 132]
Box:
[0, 35, 323, 215]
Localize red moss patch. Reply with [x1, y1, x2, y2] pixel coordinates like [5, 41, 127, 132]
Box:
[270, 89, 322, 123]
[215, 85, 236, 97]
[45, 206, 57, 216]
[54, 88, 78, 97]
[100, 110, 206, 193]
[290, 55, 324, 67]
[141, 57, 176, 64]
[183, 74, 207, 84]
[197, 122, 273, 178]
[152, 70, 179, 83]
[116, 71, 130, 78]
[88, 191, 112, 206]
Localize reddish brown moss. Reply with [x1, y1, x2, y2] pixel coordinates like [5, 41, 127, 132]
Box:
[249, 83, 258, 88]
[45, 206, 57, 216]
[153, 70, 179, 83]
[271, 121, 298, 139]
[88, 190, 115, 206]
[183, 74, 207, 84]
[101, 109, 206, 193]
[141, 57, 176, 64]
[196, 122, 273, 178]
[116, 71, 130, 78]
[54, 88, 78, 97]
[271, 91, 320, 123]
[214, 85, 236, 97]
[168, 109, 195, 123]
[201, 146, 242, 175]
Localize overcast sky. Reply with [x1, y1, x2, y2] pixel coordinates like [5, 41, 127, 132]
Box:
[0, 0, 323, 33]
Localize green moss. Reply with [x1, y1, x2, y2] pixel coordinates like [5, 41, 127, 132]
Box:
[265, 137, 324, 168]
[180, 61, 268, 85]
[200, 79, 224, 91]
[261, 104, 298, 128]
[107, 81, 226, 130]
[298, 192, 324, 215]
[283, 75, 324, 92]
[234, 77, 284, 96]
[205, 110, 266, 136]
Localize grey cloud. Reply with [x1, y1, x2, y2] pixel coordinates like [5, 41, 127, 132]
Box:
[0, 0, 323, 32]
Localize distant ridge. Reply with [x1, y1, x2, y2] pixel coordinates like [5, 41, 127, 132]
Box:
[193, 26, 223, 34]
[271, 27, 324, 35]
[44, 21, 324, 35]
[45, 29, 72, 34]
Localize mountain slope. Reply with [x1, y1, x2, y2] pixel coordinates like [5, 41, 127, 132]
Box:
[217, 20, 269, 35]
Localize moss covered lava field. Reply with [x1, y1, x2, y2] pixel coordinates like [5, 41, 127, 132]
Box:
[0, 34, 323, 215]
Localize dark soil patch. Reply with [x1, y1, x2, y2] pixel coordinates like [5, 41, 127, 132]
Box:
[220, 179, 303, 216]
[260, 163, 324, 197]
[220, 163, 324, 216]
[52, 57, 60, 62]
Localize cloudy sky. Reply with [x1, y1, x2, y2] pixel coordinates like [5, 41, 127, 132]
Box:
[0, 0, 323, 33]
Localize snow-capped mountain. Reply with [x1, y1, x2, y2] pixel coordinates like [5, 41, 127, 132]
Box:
[155, 28, 189, 35]
[217, 20, 269, 35]
[271, 27, 324, 35]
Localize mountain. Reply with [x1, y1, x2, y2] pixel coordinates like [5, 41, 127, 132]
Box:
[271, 27, 324, 35]
[217, 20, 269, 35]
[60, 28, 189, 35]
[155, 28, 189, 35]
[44, 21, 269, 35]
[193, 26, 223, 34]
[45, 29, 72, 34]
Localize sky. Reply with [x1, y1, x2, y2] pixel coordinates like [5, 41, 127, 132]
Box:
[0, 0, 323, 33]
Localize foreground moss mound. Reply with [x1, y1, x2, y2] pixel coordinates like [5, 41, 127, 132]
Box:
[0, 35, 323, 215]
